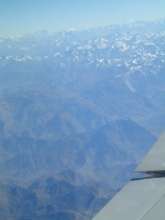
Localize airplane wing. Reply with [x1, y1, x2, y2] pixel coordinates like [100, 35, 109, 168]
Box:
[93, 133, 165, 220]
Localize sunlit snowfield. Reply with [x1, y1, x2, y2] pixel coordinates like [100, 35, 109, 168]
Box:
[0, 21, 165, 220]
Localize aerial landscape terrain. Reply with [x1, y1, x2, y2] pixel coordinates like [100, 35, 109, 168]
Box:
[0, 20, 165, 219]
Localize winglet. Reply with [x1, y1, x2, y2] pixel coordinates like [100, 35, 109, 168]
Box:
[136, 133, 165, 172]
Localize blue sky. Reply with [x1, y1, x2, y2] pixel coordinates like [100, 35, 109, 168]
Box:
[0, 0, 165, 36]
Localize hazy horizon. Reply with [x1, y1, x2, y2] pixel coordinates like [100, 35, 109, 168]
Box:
[1, 0, 165, 37]
[1, 18, 165, 39]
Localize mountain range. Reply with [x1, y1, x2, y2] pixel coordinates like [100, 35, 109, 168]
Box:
[0, 20, 165, 220]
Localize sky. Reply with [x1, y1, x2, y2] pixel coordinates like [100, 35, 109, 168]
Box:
[0, 0, 165, 36]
